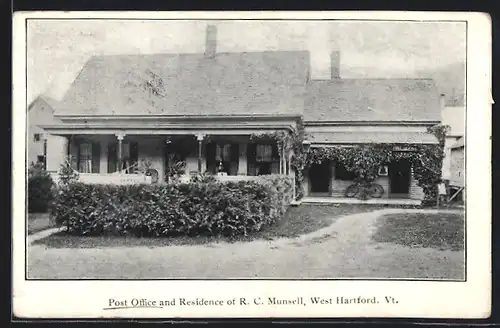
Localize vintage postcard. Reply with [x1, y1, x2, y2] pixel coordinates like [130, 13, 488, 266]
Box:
[13, 11, 491, 319]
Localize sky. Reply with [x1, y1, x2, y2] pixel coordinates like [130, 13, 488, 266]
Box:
[26, 19, 466, 104]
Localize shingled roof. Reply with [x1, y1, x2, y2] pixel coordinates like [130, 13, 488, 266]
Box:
[305, 78, 442, 122]
[57, 51, 310, 117]
[55, 23, 441, 123]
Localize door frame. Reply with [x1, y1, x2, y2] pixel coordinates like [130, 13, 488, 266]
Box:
[388, 159, 411, 196]
[308, 161, 332, 194]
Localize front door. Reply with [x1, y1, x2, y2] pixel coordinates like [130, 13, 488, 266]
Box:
[389, 159, 411, 196]
[309, 161, 332, 193]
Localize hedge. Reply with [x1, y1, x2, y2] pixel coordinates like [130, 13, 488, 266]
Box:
[51, 174, 293, 237]
[28, 164, 55, 213]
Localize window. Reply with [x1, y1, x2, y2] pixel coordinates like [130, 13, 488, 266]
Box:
[251, 143, 278, 176]
[33, 133, 41, 142]
[215, 144, 231, 162]
[378, 165, 388, 176]
[79, 143, 93, 173]
[37, 155, 44, 163]
[215, 144, 232, 175]
[335, 162, 356, 181]
[107, 142, 138, 173]
[256, 144, 274, 162]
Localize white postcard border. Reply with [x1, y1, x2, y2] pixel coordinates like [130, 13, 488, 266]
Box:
[12, 11, 492, 319]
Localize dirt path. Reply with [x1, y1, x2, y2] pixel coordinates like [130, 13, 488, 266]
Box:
[27, 209, 465, 280]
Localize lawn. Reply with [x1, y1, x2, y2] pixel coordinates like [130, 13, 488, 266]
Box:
[27, 213, 55, 235]
[32, 204, 384, 248]
[371, 212, 465, 251]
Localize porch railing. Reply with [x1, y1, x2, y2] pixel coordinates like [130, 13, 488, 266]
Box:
[178, 174, 261, 183]
[50, 172, 152, 185]
[80, 173, 152, 185]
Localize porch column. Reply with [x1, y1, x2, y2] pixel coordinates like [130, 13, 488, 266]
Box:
[66, 135, 71, 159]
[115, 132, 125, 173]
[279, 141, 284, 174]
[288, 151, 292, 175]
[42, 132, 48, 170]
[197, 134, 205, 173]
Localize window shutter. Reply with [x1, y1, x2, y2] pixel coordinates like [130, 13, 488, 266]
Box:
[130, 141, 139, 170]
[107, 143, 117, 173]
[206, 142, 216, 174]
[272, 143, 279, 161]
[230, 144, 239, 175]
[91, 142, 101, 173]
[70, 140, 79, 170]
[247, 143, 257, 175]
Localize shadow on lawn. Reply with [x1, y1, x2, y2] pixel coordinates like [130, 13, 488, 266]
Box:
[371, 212, 465, 251]
[32, 204, 386, 249]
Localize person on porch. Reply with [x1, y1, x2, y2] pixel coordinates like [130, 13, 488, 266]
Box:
[216, 161, 227, 176]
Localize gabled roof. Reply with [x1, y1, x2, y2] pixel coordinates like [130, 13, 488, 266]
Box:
[57, 51, 310, 117]
[28, 95, 60, 112]
[55, 51, 442, 124]
[304, 78, 442, 122]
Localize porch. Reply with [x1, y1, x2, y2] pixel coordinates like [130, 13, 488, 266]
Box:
[301, 196, 421, 206]
[47, 132, 294, 185]
[303, 158, 425, 202]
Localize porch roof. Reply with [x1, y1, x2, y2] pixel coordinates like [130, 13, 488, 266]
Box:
[38, 114, 300, 135]
[308, 131, 439, 145]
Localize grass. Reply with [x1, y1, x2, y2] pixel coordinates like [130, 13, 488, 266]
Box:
[27, 213, 55, 235]
[372, 212, 465, 251]
[32, 204, 384, 249]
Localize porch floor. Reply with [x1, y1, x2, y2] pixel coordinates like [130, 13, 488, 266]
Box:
[302, 196, 421, 206]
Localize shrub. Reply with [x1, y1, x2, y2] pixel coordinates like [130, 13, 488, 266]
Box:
[58, 157, 80, 186]
[28, 163, 55, 213]
[189, 172, 217, 184]
[52, 175, 293, 237]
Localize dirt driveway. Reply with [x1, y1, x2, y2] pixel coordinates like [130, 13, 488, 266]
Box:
[27, 209, 465, 280]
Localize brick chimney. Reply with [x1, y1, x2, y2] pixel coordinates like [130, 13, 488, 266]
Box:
[205, 25, 217, 58]
[331, 51, 340, 79]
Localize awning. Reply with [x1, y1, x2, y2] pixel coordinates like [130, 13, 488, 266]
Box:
[308, 131, 438, 145]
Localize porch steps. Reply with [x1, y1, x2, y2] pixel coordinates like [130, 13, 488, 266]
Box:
[301, 197, 421, 206]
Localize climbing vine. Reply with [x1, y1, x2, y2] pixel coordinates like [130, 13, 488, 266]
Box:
[250, 122, 450, 206]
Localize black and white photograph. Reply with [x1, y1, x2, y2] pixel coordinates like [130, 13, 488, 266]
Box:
[13, 11, 491, 319]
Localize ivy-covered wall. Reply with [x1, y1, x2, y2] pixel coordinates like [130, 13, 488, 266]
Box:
[252, 123, 449, 207]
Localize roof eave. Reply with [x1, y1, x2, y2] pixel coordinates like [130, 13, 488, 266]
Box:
[304, 120, 441, 126]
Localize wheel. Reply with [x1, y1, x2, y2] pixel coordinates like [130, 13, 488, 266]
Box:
[369, 183, 384, 198]
[344, 184, 359, 198]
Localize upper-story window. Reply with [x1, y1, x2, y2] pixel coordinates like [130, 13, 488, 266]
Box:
[33, 133, 41, 142]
